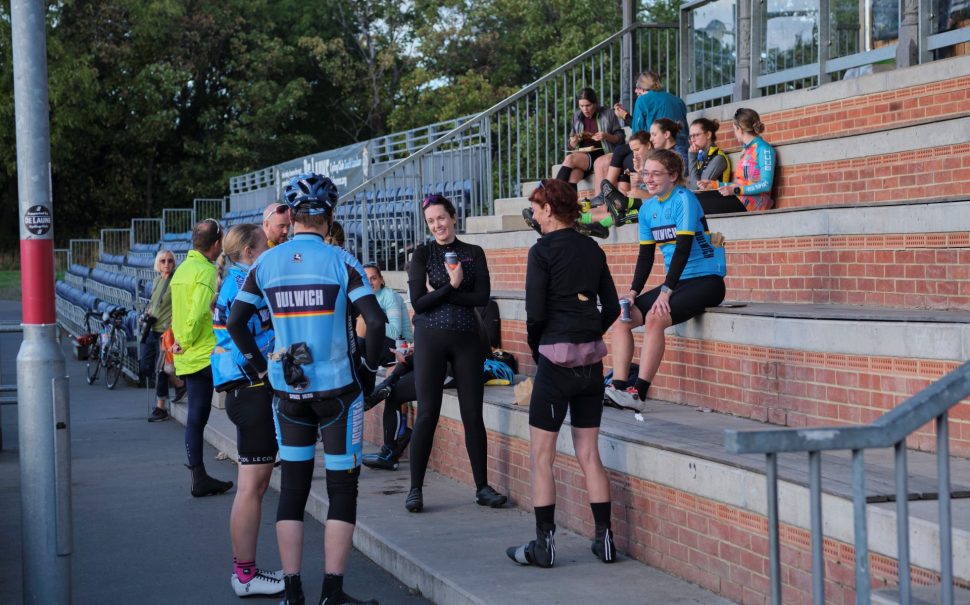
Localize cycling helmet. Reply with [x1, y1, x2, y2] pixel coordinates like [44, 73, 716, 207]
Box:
[483, 358, 514, 386]
[282, 172, 338, 215]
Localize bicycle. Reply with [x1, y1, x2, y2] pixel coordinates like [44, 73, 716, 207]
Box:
[85, 307, 128, 389]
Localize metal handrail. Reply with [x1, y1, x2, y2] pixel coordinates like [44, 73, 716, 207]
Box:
[725, 360, 970, 605]
[340, 22, 674, 202]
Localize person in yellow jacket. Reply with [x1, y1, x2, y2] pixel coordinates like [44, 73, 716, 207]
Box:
[171, 218, 232, 497]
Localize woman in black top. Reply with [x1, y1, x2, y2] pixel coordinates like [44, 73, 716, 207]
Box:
[405, 194, 507, 512]
[506, 179, 621, 569]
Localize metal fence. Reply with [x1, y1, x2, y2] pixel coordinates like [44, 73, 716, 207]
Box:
[100, 228, 130, 258]
[725, 360, 970, 605]
[131, 219, 162, 251]
[336, 22, 678, 270]
[0, 322, 23, 451]
[68, 239, 101, 268]
[161, 208, 194, 239]
[193, 198, 227, 223]
[682, 0, 970, 108]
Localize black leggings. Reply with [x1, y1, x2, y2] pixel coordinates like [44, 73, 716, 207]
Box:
[410, 325, 487, 489]
[696, 190, 746, 215]
[382, 370, 416, 446]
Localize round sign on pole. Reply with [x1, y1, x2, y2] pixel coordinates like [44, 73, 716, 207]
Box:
[24, 204, 52, 236]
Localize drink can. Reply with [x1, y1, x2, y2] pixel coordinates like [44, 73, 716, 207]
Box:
[395, 339, 407, 355]
[619, 298, 632, 323]
[444, 251, 459, 268]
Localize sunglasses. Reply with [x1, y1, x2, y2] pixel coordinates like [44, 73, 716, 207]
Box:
[160, 258, 175, 264]
[204, 217, 223, 238]
[422, 194, 447, 209]
[266, 204, 288, 217]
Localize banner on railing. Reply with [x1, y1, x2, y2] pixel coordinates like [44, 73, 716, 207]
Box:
[275, 141, 368, 191]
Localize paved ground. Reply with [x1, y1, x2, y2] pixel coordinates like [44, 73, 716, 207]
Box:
[0, 301, 427, 605]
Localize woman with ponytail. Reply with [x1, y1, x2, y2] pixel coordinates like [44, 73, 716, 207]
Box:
[716, 108, 777, 212]
[211, 223, 284, 598]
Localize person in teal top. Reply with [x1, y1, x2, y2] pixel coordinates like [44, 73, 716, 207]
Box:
[631, 70, 688, 160]
[357, 262, 411, 367]
[605, 149, 727, 412]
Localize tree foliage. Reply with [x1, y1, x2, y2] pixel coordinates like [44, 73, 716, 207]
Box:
[0, 0, 661, 249]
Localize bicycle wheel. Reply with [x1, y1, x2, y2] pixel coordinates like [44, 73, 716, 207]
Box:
[86, 341, 102, 385]
[105, 330, 124, 390]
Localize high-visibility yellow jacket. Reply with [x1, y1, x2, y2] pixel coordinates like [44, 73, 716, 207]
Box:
[170, 249, 217, 375]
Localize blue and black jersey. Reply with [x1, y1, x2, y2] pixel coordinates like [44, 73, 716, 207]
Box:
[211, 262, 273, 391]
[637, 186, 726, 281]
[235, 232, 373, 400]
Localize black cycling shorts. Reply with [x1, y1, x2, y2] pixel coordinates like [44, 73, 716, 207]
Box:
[273, 388, 363, 471]
[226, 382, 278, 465]
[577, 148, 605, 175]
[529, 357, 605, 432]
[633, 274, 726, 326]
[609, 144, 635, 183]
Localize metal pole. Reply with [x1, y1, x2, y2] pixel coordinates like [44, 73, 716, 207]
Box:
[11, 0, 72, 603]
[621, 0, 635, 110]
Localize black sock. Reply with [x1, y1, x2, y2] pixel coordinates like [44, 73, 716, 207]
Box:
[634, 378, 651, 401]
[283, 574, 303, 601]
[555, 166, 572, 181]
[590, 501, 611, 528]
[612, 378, 629, 390]
[321, 573, 342, 598]
[534, 504, 556, 531]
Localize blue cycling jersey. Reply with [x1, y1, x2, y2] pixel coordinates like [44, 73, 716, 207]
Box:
[638, 186, 726, 280]
[211, 262, 274, 391]
[236, 232, 372, 400]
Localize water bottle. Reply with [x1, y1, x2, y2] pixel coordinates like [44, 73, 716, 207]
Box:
[619, 298, 632, 323]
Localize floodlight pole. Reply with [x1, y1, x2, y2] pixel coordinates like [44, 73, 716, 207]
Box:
[11, 0, 73, 603]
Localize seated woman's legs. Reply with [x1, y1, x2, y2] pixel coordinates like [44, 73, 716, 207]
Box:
[608, 303, 643, 384]
[556, 152, 591, 184]
[696, 190, 746, 215]
[592, 154, 611, 194]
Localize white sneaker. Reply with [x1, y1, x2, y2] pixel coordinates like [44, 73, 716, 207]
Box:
[605, 385, 647, 412]
[230, 570, 284, 597]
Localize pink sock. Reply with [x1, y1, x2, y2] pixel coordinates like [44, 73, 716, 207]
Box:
[234, 559, 257, 583]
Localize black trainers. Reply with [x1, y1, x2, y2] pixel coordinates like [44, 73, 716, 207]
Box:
[363, 382, 393, 411]
[362, 446, 398, 471]
[405, 487, 423, 512]
[574, 221, 610, 239]
[506, 526, 556, 568]
[148, 407, 169, 422]
[592, 525, 616, 563]
[319, 589, 379, 605]
[601, 180, 630, 225]
[522, 208, 542, 235]
[475, 484, 508, 508]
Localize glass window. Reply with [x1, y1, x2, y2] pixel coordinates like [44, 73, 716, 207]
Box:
[688, 0, 737, 94]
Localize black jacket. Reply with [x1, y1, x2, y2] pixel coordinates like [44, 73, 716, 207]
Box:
[525, 228, 620, 359]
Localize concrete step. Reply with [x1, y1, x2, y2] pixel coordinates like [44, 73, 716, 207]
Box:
[465, 213, 531, 234]
[493, 196, 529, 216]
[872, 585, 970, 604]
[172, 400, 734, 605]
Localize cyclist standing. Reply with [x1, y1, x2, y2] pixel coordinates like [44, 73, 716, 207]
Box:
[227, 173, 387, 605]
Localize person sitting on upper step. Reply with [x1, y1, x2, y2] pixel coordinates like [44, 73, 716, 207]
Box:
[714, 107, 777, 212]
[554, 87, 625, 200]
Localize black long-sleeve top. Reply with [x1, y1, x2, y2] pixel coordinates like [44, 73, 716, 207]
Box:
[408, 238, 490, 332]
[525, 228, 620, 359]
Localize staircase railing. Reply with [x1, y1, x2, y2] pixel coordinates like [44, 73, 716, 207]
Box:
[336, 22, 678, 271]
[725, 360, 970, 605]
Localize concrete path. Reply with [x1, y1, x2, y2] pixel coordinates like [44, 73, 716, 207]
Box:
[0, 300, 427, 605]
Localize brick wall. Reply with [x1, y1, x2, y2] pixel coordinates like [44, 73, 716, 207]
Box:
[715, 76, 970, 151]
[362, 407, 954, 605]
[486, 235, 970, 311]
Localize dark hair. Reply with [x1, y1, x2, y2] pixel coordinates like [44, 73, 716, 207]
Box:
[362, 261, 383, 275]
[192, 218, 222, 252]
[690, 117, 720, 143]
[528, 179, 580, 225]
[422, 194, 457, 218]
[643, 149, 685, 186]
[577, 87, 598, 105]
[294, 211, 330, 230]
[629, 130, 651, 146]
[652, 118, 681, 139]
[734, 107, 766, 135]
